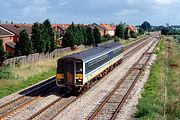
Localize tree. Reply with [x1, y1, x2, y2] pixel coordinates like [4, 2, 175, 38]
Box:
[31, 22, 41, 53]
[114, 36, 120, 42]
[93, 27, 101, 44]
[138, 28, 144, 35]
[15, 30, 32, 56]
[86, 27, 95, 45]
[62, 24, 76, 47]
[130, 31, 137, 38]
[161, 27, 170, 35]
[0, 39, 6, 62]
[124, 27, 129, 39]
[43, 19, 55, 52]
[141, 21, 151, 31]
[83, 26, 88, 45]
[115, 23, 126, 39]
[76, 25, 84, 45]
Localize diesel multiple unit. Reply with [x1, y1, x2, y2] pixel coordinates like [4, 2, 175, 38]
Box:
[56, 42, 124, 92]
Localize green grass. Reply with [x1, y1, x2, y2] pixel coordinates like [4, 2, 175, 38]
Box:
[121, 34, 147, 46]
[0, 68, 55, 98]
[135, 36, 180, 120]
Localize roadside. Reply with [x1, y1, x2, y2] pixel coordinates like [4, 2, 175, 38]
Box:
[135, 36, 180, 120]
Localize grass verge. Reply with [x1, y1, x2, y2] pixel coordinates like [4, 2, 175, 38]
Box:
[134, 36, 180, 120]
[0, 69, 55, 98]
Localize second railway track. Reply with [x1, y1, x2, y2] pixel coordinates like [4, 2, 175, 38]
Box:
[87, 37, 159, 120]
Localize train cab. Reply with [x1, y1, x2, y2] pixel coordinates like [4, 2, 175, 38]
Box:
[56, 58, 83, 91]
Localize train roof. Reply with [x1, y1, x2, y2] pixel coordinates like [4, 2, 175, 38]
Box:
[60, 42, 123, 62]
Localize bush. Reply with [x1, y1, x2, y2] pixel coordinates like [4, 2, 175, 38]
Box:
[0, 39, 6, 62]
[130, 31, 137, 38]
[101, 36, 107, 42]
[114, 36, 120, 42]
[0, 67, 13, 80]
[104, 34, 112, 40]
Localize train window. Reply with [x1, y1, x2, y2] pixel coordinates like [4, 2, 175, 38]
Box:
[85, 53, 110, 74]
[111, 48, 122, 58]
[57, 60, 64, 73]
[76, 62, 83, 73]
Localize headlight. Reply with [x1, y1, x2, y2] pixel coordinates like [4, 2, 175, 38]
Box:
[76, 79, 83, 84]
[77, 79, 82, 82]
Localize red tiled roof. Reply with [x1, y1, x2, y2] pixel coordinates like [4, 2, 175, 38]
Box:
[52, 24, 70, 30]
[0, 27, 14, 36]
[88, 23, 106, 31]
[128, 25, 137, 31]
[100, 23, 115, 31]
[6, 42, 16, 49]
[0, 24, 32, 36]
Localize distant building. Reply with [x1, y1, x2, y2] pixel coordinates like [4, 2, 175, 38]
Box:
[88, 23, 106, 36]
[52, 24, 70, 47]
[100, 23, 116, 36]
[128, 25, 137, 32]
[52, 24, 70, 36]
[0, 24, 32, 54]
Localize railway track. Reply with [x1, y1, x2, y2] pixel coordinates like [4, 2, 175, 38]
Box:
[87, 37, 159, 120]
[26, 34, 160, 120]
[0, 33, 159, 120]
[0, 78, 57, 119]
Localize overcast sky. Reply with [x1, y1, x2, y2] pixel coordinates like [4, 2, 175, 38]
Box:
[0, 0, 179, 25]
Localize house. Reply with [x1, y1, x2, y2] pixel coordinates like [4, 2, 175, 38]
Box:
[88, 23, 106, 36]
[0, 24, 32, 54]
[52, 24, 70, 36]
[128, 25, 137, 33]
[100, 23, 116, 36]
[52, 24, 70, 47]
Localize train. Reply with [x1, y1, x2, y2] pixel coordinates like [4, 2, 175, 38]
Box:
[56, 42, 124, 92]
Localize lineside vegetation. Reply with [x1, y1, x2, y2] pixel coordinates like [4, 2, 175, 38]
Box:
[135, 36, 180, 120]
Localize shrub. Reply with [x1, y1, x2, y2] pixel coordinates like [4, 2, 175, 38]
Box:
[0, 67, 13, 80]
[114, 36, 120, 42]
[130, 31, 137, 38]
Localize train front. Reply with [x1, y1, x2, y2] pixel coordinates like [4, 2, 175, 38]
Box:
[56, 58, 84, 91]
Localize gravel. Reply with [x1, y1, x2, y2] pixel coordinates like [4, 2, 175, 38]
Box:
[53, 39, 157, 120]
[115, 54, 157, 120]
[4, 93, 60, 120]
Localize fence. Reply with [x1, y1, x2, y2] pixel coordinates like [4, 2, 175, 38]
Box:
[3, 40, 115, 67]
[3, 45, 85, 67]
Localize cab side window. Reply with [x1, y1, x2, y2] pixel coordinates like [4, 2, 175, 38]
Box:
[76, 62, 83, 73]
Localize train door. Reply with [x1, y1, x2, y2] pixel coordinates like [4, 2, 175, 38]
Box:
[65, 59, 75, 85]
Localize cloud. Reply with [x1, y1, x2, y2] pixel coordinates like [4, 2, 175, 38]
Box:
[22, 6, 49, 15]
[116, 9, 138, 16]
[0, 0, 180, 25]
[153, 0, 178, 5]
[58, 1, 68, 7]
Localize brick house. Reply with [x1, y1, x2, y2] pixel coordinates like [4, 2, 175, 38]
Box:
[100, 23, 116, 36]
[52, 24, 70, 47]
[88, 23, 106, 36]
[52, 24, 70, 36]
[128, 25, 137, 33]
[0, 24, 32, 54]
